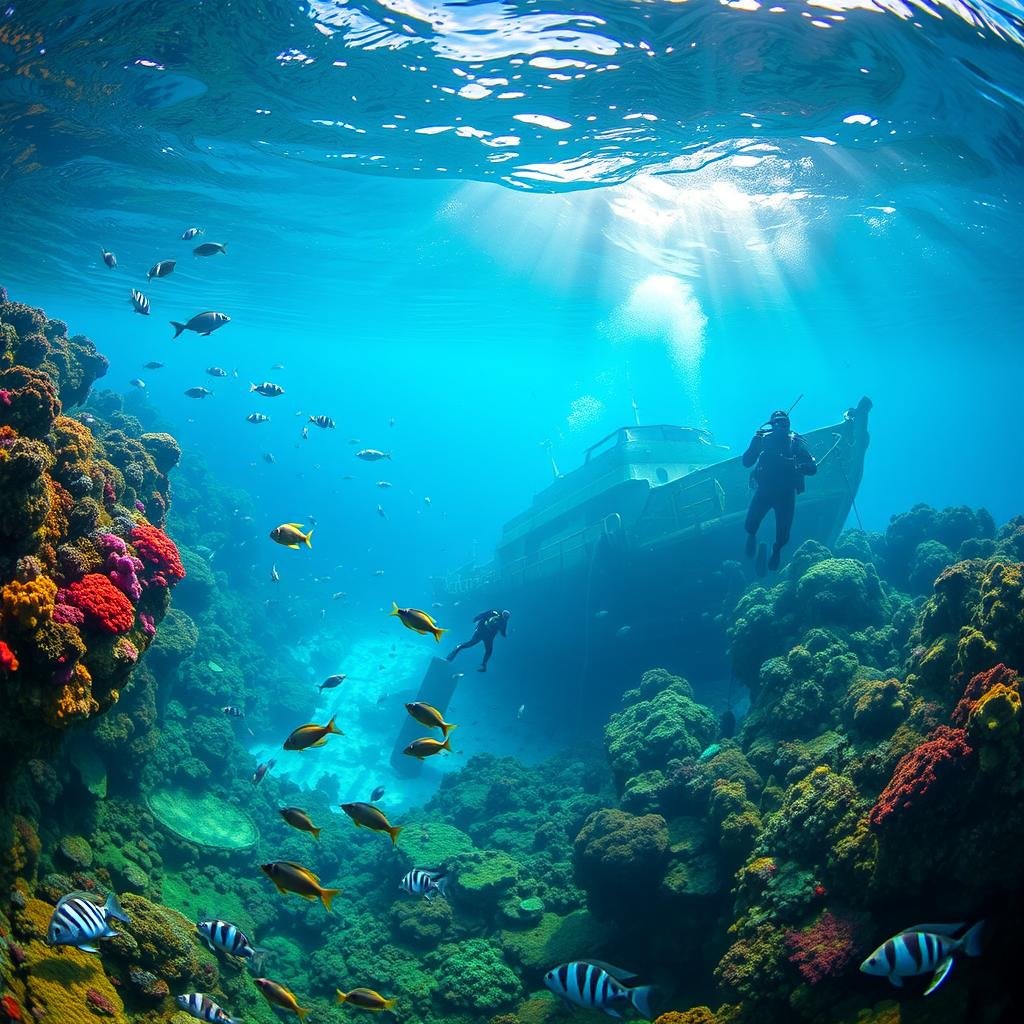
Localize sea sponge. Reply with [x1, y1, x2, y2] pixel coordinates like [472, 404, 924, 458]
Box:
[140, 431, 181, 474]
[1, 575, 58, 628]
[63, 574, 135, 634]
[0, 366, 60, 438]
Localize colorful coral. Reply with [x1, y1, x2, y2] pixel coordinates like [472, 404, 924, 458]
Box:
[63, 574, 136, 634]
[129, 523, 185, 587]
[785, 911, 869, 985]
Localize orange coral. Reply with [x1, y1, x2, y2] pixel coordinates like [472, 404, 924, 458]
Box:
[49, 662, 99, 724]
[0, 575, 57, 628]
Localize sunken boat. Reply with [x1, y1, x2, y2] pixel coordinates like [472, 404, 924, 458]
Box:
[428, 397, 873, 723]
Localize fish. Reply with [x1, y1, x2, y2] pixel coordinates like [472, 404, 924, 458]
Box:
[860, 922, 985, 995]
[616, 625, 632, 637]
[320, 674, 347, 692]
[279, 806, 322, 841]
[271, 362, 285, 370]
[46, 890, 129, 952]
[340, 802, 403, 845]
[194, 241, 227, 256]
[170, 311, 231, 338]
[142, 360, 163, 369]
[594, 610, 609, 619]
[130, 289, 151, 315]
[377, 505, 387, 520]
[376, 481, 392, 488]
[175, 993, 241, 1024]
[270, 523, 313, 549]
[389, 603, 445, 642]
[336, 988, 396, 1012]
[403, 736, 452, 760]
[222, 706, 245, 718]
[424, 496, 431, 505]
[263, 452, 276, 464]
[283, 716, 343, 751]
[147, 259, 176, 280]
[404, 701, 457, 739]
[399, 868, 448, 901]
[184, 386, 213, 398]
[247, 413, 270, 424]
[129, 378, 146, 390]
[259, 862, 341, 912]
[356, 448, 390, 461]
[181, 227, 203, 240]
[255, 978, 310, 1020]
[206, 366, 229, 377]
[517, 704, 526, 720]
[374, 570, 385, 576]
[196, 920, 263, 963]
[309, 415, 335, 429]
[252, 758, 276, 785]
[271, 564, 280, 583]
[698, 743, 722, 762]
[370, 785, 385, 802]
[543, 962, 656, 1020]
[251, 381, 285, 397]
[302, 427, 309, 439]
[100, 247, 117, 268]
[332, 591, 347, 600]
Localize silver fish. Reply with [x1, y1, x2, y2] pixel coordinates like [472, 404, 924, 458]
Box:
[130, 289, 151, 315]
[206, 366, 229, 378]
[101, 248, 116, 268]
[184, 386, 213, 398]
[46, 891, 128, 953]
[356, 448, 390, 461]
[147, 259, 176, 280]
[544, 962, 656, 1020]
[400, 868, 448, 901]
[170, 311, 231, 338]
[196, 920, 262, 962]
[129, 378, 146, 390]
[181, 227, 204, 240]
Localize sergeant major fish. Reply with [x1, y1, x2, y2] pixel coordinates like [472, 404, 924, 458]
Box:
[46, 891, 129, 952]
[544, 961, 657, 1020]
[222, 706, 245, 718]
[194, 241, 227, 256]
[184, 386, 213, 398]
[860, 921, 984, 995]
[143, 360, 164, 369]
[247, 413, 270, 424]
[400, 867, 449, 901]
[196, 920, 264, 965]
[251, 381, 285, 397]
[175, 993, 241, 1024]
[100, 247, 117, 268]
[130, 289, 151, 315]
[181, 227, 204, 240]
[356, 448, 390, 461]
[206, 366, 229, 377]
[309, 415, 335, 429]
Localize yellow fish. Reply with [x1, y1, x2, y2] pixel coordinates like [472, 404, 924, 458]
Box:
[279, 807, 321, 841]
[340, 802, 403, 846]
[390, 602, 445, 642]
[260, 861, 341, 911]
[270, 523, 313, 549]
[404, 701, 457, 739]
[255, 977, 311, 1020]
[403, 736, 452, 760]
[284, 716, 343, 751]
[337, 988, 396, 1012]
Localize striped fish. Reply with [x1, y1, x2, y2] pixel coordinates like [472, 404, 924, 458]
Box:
[543, 961, 656, 1020]
[308, 415, 335, 429]
[221, 706, 245, 718]
[399, 868, 448, 901]
[46, 890, 129, 953]
[147, 259, 176, 280]
[860, 921, 984, 995]
[196, 920, 263, 964]
[175, 992, 241, 1024]
[181, 227, 203, 240]
[130, 289, 150, 315]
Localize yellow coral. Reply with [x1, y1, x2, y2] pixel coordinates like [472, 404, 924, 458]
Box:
[968, 683, 1022, 772]
[51, 414, 95, 469]
[49, 662, 99, 724]
[0, 575, 58, 629]
[13, 899, 128, 1023]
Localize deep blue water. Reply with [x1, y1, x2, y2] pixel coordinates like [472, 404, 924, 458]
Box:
[2, 0, 1024, 771]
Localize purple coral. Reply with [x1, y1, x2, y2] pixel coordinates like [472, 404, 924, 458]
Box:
[140, 612, 156, 638]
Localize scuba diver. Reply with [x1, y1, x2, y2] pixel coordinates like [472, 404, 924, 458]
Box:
[742, 409, 817, 572]
[446, 609, 510, 672]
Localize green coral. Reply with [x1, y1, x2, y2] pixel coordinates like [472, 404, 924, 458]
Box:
[500, 908, 611, 972]
[146, 788, 257, 850]
[397, 820, 475, 867]
[433, 938, 522, 1012]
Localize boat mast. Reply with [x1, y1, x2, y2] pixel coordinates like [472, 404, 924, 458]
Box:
[626, 361, 641, 426]
[541, 439, 560, 479]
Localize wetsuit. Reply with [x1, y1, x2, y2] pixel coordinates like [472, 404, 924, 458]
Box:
[447, 610, 508, 672]
[742, 429, 817, 566]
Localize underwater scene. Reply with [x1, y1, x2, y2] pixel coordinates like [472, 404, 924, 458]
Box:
[1, 0, 1024, 1023]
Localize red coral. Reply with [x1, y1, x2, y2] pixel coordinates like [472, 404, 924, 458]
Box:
[84, 988, 115, 1016]
[786, 911, 868, 985]
[869, 726, 974, 829]
[0, 641, 18, 672]
[130, 524, 185, 587]
[64, 574, 136, 634]
[1, 994, 23, 1022]
[952, 663, 1020, 726]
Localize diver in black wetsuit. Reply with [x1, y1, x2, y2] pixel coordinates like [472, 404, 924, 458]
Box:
[742, 409, 817, 572]
[446, 609, 510, 672]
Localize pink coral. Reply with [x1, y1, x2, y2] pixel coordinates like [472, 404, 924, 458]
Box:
[84, 988, 115, 1016]
[63, 573, 136, 634]
[869, 726, 974, 829]
[952, 663, 1020, 726]
[130, 523, 185, 587]
[785, 911, 868, 985]
[0, 388, 11, 407]
[140, 612, 156, 638]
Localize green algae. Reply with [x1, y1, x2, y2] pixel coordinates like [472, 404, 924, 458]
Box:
[397, 820, 475, 866]
[146, 788, 257, 850]
[160, 873, 256, 935]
